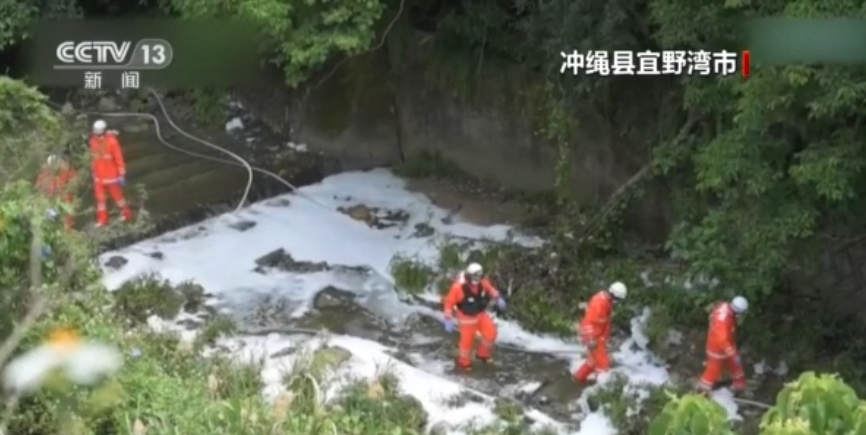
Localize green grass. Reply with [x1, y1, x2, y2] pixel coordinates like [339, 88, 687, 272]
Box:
[196, 315, 238, 346]
[112, 273, 188, 325]
[437, 239, 465, 271]
[587, 374, 677, 434]
[392, 150, 472, 181]
[389, 255, 436, 295]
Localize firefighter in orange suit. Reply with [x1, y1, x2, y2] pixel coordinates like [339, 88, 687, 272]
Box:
[90, 119, 132, 227]
[697, 296, 749, 393]
[573, 282, 628, 383]
[35, 153, 77, 230]
[442, 263, 506, 370]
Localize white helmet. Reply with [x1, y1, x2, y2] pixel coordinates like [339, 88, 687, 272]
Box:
[608, 282, 627, 299]
[731, 296, 749, 314]
[466, 263, 483, 283]
[46, 154, 58, 165]
[93, 119, 107, 134]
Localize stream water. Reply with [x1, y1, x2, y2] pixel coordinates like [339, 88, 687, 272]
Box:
[81, 95, 777, 434]
[97, 169, 689, 434]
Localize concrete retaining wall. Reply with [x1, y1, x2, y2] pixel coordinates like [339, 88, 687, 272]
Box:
[233, 33, 673, 240]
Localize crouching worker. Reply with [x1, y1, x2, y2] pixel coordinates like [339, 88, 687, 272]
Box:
[35, 153, 77, 230]
[442, 263, 506, 370]
[698, 296, 749, 393]
[573, 282, 628, 384]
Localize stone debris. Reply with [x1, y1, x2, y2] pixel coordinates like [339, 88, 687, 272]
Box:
[104, 255, 129, 270]
[337, 203, 411, 229]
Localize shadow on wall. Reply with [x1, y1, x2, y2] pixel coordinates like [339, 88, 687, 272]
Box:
[233, 32, 673, 240]
[797, 234, 866, 326]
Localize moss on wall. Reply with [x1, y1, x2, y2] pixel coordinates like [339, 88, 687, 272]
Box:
[304, 49, 394, 140]
[304, 69, 353, 138]
[388, 28, 549, 132]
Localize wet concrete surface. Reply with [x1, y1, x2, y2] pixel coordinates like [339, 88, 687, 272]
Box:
[70, 115, 252, 226]
[46, 92, 321, 234]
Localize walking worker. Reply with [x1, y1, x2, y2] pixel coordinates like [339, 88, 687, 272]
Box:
[35, 152, 77, 230]
[442, 263, 507, 370]
[573, 282, 627, 384]
[89, 119, 132, 227]
[698, 296, 749, 393]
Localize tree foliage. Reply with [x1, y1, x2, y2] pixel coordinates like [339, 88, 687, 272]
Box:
[418, 0, 866, 350]
[647, 0, 866, 303]
[159, 0, 386, 86]
[0, 78, 91, 328]
[0, 0, 80, 49]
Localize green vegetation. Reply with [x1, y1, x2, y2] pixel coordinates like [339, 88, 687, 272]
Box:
[3, 0, 866, 431]
[392, 151, 474, 182]
[590, 375, 673, 434]
[179, 87, 227, 126]
[112, 274, 187, 324]
[161, 0, 385, 87]
[389, 254, 436, 295]
[112, 275, 208, 324]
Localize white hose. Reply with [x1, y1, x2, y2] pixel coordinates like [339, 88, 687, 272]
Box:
[732, 397, 772, 409]
[50, 88, 333, 213]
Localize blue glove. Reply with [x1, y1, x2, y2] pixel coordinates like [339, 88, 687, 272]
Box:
[41, 245, 52, 259]
[443, 318, 455, 333]
[732, 355, 742, 366]
[117, 176, 125, 186]
[496, 298, 507, 310]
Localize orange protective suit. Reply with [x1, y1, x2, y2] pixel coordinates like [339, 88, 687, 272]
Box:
[574, 291, 614, 383]
[35, 161, 77, 229]
[442, 274, 501, 369]
[698, 302, 745, 391]
[89, 132, 131, 225]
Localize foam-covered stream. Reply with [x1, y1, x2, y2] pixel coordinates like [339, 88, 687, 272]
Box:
[99, 169, 742, 434]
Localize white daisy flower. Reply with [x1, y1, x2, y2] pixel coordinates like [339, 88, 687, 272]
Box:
[3, 329, 123, 394]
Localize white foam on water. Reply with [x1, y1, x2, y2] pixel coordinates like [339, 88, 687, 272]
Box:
[100, 169, 740, 433]
[225, 117, 244, 132]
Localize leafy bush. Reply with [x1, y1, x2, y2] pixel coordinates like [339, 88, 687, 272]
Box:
[647, 372, 866, 435]
[112, 274, 188, 324]
[389, 254, 435, 295]
[589, 375, 675, 435]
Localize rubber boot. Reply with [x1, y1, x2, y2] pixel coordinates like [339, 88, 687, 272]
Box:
[455, 356, 473, 371]
[96, 209, 109, 227]
[573, 364, 594, 383]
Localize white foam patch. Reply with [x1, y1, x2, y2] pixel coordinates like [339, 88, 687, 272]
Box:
[225, 117, 244, 132]
[100, 169, 739, 432]
[207, 332, 570, 433]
